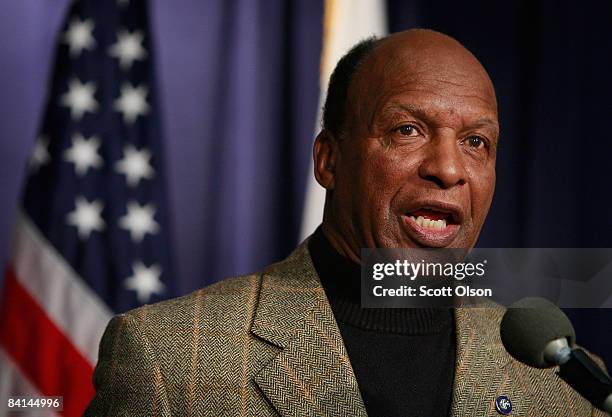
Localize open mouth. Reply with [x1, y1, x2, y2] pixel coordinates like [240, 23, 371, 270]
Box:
[401, 205, 463, 247]
[405, 208, 456, 230]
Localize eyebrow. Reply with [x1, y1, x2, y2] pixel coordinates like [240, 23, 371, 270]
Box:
[377, 103, 428, 123]
[378, 103, 499, 133]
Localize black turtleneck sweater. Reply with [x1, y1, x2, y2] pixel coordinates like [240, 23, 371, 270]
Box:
[308, 227, 456, 417]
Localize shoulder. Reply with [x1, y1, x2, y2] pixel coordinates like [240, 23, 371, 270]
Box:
[88, 273, 276, 416]
[103, 274, 269, 399]
[120, 272, 263, 333]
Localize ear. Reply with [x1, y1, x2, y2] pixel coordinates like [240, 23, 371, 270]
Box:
[313, 129, 339, 190]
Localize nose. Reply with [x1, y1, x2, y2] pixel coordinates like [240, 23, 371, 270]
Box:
[418, 132, 467, 189]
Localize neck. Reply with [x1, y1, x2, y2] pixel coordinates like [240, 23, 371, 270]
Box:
[321, 221, 362, 264]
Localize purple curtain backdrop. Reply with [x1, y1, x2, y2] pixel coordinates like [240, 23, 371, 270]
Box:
[150, 0, 323, 290]
[0, 0, 69, 281]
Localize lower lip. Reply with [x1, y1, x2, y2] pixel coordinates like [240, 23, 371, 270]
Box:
[401, 215, 461, 247]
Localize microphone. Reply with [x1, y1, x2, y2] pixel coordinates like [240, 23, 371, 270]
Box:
[500, 297, 612, 414]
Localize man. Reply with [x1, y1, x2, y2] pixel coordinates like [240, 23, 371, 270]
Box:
[85, 29, 604, 416]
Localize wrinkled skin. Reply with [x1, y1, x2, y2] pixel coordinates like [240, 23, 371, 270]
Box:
[314, 29, 499, 263]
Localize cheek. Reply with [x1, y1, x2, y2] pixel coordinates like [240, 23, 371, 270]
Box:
[351, 144, 421, 231]
[469, 167, 496, 220]
[357, 143, 412, 201]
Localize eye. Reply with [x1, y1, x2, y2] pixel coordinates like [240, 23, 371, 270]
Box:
[396, 124, 420, 137]
[465, 135, 486, 149]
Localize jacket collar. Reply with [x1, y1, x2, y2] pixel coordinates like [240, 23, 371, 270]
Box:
[251, 239, 368, 416]
[251, 239, 533, 417]
[251, 239, 323, 349]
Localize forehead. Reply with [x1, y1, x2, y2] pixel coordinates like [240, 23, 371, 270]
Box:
[349, 40, 498, 128]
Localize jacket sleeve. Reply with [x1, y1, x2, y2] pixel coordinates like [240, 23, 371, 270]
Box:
[83, 313, 171, 417]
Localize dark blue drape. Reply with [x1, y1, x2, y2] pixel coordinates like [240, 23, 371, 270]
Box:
[388, 0, 612, 365]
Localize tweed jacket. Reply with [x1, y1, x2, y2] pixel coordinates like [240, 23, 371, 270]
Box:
[84, 240, 605, 417]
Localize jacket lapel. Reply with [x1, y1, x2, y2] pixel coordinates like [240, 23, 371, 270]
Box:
[251, 241, 367, 417]
[451, 307, 536, 416]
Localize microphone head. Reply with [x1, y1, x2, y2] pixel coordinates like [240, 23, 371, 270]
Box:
[500, 297, 576, 368]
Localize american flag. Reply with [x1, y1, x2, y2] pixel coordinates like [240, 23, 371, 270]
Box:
[0, 1, 176, 415]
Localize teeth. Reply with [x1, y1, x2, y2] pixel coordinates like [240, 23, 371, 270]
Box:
[409, 216, 447, 230]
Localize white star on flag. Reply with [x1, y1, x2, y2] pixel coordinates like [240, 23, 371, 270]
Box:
[119, 201, 159, 242]
[60, 78, 99, 120]
[30, 136, 51, 171]
[124, 261, 164, 303]
[63, 17, 96, 57]
[63, 133, 103, 176]
[67, 196, 105, 240]
[115, 145, 155, 186]
[109, 29, 147, 70]
[114, 83, 149, 124]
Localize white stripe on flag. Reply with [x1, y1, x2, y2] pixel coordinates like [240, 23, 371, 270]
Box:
[11, 212, 113, 365]
[0, 348, 58, 417]
[300, 0, 388, 240]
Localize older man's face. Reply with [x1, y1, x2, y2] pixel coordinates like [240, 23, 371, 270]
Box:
[325, 32, 499, 250]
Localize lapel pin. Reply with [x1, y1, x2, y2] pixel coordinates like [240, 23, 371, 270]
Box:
[495, 395, 513, 415]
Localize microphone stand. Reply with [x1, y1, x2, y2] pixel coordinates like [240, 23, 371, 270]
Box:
[556, 348, 612, 414]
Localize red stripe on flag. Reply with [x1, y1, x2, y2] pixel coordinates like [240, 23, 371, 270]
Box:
[0, 266, 95, 417]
